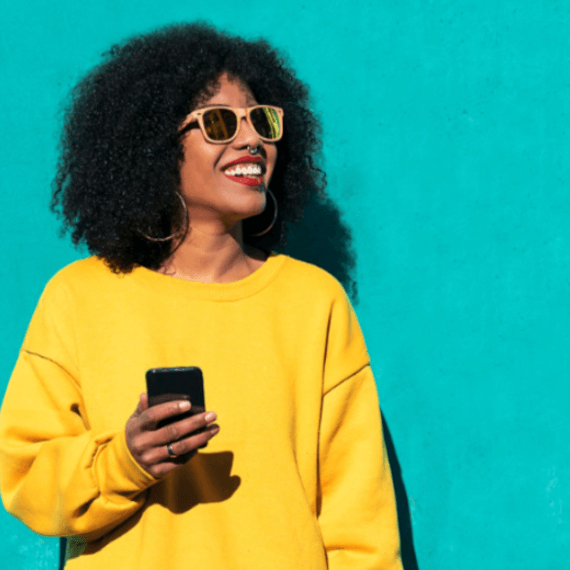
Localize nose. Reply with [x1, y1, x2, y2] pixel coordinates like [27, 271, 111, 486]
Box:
[233, 115, 262, 149]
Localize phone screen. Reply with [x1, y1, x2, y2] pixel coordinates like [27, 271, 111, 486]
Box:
[145, 367, 205, 428]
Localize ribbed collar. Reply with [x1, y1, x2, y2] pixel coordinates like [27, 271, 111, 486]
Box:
[129, 252, 288, 302]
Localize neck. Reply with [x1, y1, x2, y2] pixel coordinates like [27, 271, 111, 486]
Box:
[160, 221, 265, 283]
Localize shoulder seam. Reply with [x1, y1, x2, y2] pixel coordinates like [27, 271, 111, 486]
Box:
[323, 361, 371, 396]
[21, 349, 81, 391]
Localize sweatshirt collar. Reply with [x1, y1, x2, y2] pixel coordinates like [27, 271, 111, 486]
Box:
[130, 252, 287, 301]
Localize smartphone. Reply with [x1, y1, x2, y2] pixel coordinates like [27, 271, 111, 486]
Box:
[145, 366, 205, 430]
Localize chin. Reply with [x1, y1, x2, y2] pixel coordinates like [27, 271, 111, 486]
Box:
[239, 191, 267, 218]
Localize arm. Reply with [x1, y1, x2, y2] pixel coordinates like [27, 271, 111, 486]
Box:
[0, 348, 157, 540]
[316, 285, 403, 569]
[0, 277, 220, 541]
[318, 365, 403, 570]
[0, 279, 158, 541]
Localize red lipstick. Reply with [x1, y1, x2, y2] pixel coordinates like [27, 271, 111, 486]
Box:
[222, 155, 265, 187]
[222, 156, 263, 169]
[225, 175, 263, 186]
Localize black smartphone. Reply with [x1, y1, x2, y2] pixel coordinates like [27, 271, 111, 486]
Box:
[145, 366, 205, 429]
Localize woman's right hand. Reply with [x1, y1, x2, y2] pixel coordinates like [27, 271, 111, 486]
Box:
[125, 393, 220, 478]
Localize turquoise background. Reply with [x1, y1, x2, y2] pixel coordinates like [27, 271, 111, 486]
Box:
[2, 1, 569, 568]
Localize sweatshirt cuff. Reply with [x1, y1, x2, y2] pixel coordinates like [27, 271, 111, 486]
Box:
[94, 430, 159, 499]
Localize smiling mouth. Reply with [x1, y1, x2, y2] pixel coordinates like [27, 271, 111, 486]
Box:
[223, 162, 265, 187]
[224, 164, 263, 177]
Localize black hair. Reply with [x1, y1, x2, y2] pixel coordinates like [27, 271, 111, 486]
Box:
[51, 22, 324, 272]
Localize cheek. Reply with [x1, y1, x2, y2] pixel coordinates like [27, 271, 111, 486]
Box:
[179, 159, 201, 192]
[266, 146, 278, 182]
[180, 143, 224, 184]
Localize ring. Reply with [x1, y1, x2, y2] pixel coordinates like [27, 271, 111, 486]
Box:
[166, 443, 178, 458]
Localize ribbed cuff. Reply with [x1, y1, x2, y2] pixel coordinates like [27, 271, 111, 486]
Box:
[95, 431, 159, 499]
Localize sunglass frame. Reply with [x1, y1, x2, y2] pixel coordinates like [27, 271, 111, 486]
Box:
[179, 105, 284, 144]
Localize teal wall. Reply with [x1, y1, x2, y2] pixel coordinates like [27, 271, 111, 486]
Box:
[2, 1, 569, 568]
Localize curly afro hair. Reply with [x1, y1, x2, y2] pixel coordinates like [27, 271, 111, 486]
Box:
[51, 22, 325, 273]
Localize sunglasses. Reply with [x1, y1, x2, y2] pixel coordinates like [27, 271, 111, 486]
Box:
[179, 105, 284, 144]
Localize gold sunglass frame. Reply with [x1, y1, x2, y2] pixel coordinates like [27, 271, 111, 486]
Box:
[179, 105, 284, 144]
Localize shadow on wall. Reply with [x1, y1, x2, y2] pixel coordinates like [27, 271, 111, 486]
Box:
[383, 414, 420, 570]
[59, 539, 65, 570]
[278, 193, 359, 302]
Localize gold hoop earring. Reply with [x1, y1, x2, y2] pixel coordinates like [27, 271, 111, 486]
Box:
[249, 188, 278, 237]
[138, 191, 188, 242]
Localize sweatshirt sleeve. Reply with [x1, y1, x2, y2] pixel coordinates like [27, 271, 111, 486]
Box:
[0, 279, 158, 541]
[318, 291, 403, 570]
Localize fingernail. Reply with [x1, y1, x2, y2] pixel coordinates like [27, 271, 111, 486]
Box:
[205, 412, 217, 422]
[179, 401, 191, 411]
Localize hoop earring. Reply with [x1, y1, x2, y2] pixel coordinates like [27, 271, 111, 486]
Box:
[138, 191, 188, 242]
[249, 188, 278, 237]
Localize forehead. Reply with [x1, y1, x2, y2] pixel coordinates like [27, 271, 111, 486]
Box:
[194, 73, 257, 109]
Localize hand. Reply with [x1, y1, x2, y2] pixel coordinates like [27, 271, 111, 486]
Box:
[125, 393, 220, 478]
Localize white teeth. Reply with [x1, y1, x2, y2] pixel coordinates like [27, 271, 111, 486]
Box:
[225, 164, 262, 177]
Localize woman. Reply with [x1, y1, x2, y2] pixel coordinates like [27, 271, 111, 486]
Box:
[0, 23, 403, 570]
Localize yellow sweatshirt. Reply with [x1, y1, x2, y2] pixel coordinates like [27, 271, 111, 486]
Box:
[0, 254, 402, 570]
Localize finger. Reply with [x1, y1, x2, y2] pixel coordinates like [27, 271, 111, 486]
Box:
[153, 411, 217, 446]
[131, 393, 148, 418]
[126, 394, 150, 439]
[162, 423, 220, 459]
[138, 400, 192, 430]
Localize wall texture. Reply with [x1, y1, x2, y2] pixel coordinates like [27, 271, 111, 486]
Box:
[1, 1, 568, 568]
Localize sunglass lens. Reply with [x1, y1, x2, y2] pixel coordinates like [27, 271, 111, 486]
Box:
[250, 107, 281, 140]
[202, 108, 238, 141]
